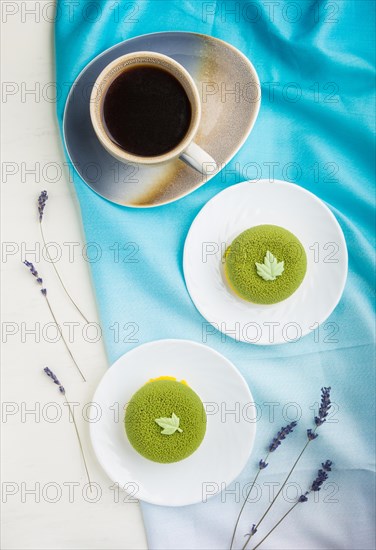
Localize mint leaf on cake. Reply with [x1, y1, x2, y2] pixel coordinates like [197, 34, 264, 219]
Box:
[155, 413, 183, 435]
[125, 378, 206, 463]
[255, 250, 284, 281]
[224, 225, 307, 304]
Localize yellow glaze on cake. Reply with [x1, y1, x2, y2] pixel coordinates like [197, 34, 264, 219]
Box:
[147, 376, 188, 386]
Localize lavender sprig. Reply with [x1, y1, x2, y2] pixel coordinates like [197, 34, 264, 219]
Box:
[307, 428, 318, 440]
[250, 461, 333, 550]
[315, 386, 332, 427]
[242, 388, 332, 550]
[268, 422, 297, 452]
[229, 422, 297, 549]
[43, 368, 92, 492]
[23, 262, 86, 381]
[38, 190, 48, 221]
[44, 366, 65, 393]
[38, 191, 90, 324]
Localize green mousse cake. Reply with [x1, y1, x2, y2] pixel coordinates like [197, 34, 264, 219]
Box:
[225, 225, 307, 304]
[125, 377, 207, 463]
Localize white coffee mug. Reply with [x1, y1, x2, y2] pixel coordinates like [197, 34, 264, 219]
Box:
[90, 51, 216, 175]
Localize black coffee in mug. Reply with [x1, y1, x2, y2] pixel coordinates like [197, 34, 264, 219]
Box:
[102, 65, 192, 157]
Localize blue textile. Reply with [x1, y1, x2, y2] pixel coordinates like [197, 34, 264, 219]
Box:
[55, 1, 375, 548]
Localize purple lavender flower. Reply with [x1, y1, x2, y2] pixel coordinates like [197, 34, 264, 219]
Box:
[259, 459, 268, 469]
[322, 460, 333, 471]
[269, 421, 298, 452]
[38, 190, 48, 222]
[23, 260, 38, 278]
[311, 468, 329, 492]
[299, 461, 332, 501]
[307, 428, 318, 440]
[295, 462, 333, 505]
[23, 261, 48, 294]
[315, 387, 331, 427]
[44, 367, 65, 394]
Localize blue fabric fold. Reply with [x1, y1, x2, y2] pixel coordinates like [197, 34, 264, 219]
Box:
[55, 1, 375, 548]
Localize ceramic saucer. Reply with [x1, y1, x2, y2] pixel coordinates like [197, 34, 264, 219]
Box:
[63, 32, 260, 207]
[90, 339, 256, 506]
[183, 180, 348, 345]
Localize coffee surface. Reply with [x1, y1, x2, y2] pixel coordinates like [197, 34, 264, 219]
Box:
[102, 65, 192, 157]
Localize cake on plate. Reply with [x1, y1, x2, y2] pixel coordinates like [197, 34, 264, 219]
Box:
[224, 224, 307, 304]
[125, 376, 207, 463]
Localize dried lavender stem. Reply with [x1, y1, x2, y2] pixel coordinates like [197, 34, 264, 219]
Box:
[43, 294, 86, 382]
[64, 395, 93, 492]
[40, 221, 90, 324]
[229, 454, 269, 550]
[250, 501, 300, 550]
[249, 459, 332, 550]
[242, 435, 314, 550]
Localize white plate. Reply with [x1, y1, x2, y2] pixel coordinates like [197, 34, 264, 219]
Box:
[90, 339, 256, 506]
[183, 180, 348, 345]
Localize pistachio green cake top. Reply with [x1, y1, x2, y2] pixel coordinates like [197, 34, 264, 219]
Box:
[225, 224, 307, 304]
[125, 379, 207, 463]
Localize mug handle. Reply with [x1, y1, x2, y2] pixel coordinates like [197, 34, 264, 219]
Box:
[179, 142, 217, 176]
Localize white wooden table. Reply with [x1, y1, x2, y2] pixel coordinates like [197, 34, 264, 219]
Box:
[1, 2, 147, 547]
